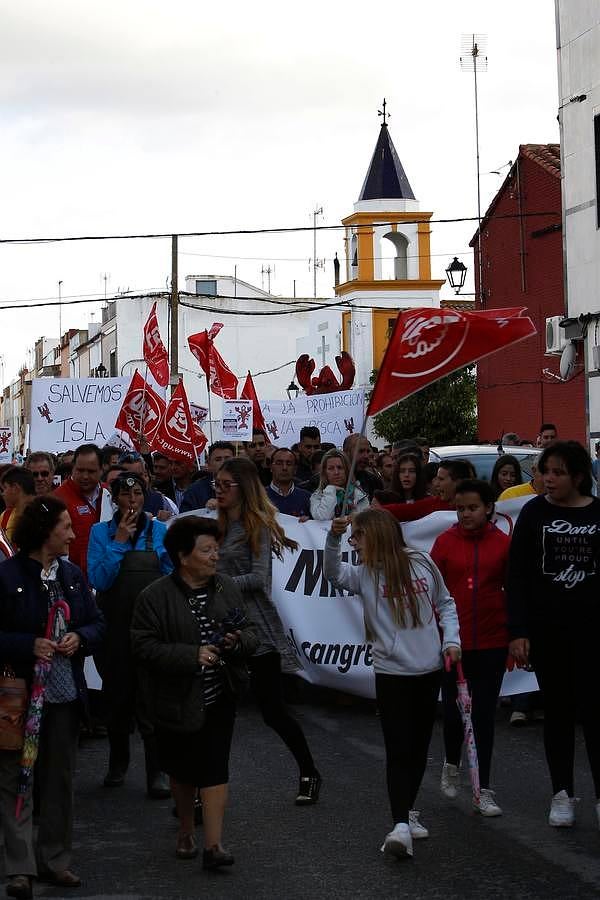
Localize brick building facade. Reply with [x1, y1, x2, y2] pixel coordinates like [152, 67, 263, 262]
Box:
[471, 144, 586, 445]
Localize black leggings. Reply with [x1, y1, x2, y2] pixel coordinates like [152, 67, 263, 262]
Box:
[442, 647, 507, 790]
[249, 652, 317, 777]
[376, 670, 441, 825]
[533, 644, 600, 798]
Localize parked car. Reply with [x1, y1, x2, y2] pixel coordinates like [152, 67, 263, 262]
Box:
[429, 444, 539, 482]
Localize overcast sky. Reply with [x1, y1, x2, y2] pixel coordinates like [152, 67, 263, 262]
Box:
[0, 0, 559, 383]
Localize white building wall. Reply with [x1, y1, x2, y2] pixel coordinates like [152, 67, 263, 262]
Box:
[115, 277, 311, 419]
[556, 1, 600, 445]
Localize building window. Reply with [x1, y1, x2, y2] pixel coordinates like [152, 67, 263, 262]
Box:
[109, 348, 117, 377]
[595, 114, 600, 228]
[195, 280, 217, 296]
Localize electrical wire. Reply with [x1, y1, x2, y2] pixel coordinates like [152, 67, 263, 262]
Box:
[0, 211, 560, 246]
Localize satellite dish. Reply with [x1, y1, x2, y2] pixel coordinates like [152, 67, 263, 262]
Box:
[560, 340, 577, 380]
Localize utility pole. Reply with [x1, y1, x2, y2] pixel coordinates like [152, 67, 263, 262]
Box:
[58, 281, 63, 340]
[170, 235, 178, 394]
[312, 206, 324, 298]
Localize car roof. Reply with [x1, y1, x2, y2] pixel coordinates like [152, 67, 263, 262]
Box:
[431, 444, 538, 457]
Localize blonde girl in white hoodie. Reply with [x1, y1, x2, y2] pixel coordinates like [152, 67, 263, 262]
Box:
[310, 449, 369, 521]
[324, 508, 460, 860]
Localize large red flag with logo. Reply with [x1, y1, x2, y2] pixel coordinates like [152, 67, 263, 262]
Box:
[114, 370, 166, 448]
[240, 371, 269, 441]
[152, 380, 207, 462]
[143, 302, 170, 388]
[367, 307, 536, 416]
[188, 323, 238, 399]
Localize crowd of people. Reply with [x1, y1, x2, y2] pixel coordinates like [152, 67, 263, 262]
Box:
[0, 420, 597, 891]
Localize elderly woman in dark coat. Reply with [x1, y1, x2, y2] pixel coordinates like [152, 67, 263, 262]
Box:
[0, 496, 105, 898]
[131, 516, 258, 870]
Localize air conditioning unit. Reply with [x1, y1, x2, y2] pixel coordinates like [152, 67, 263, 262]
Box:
[545, 316, 568, 354]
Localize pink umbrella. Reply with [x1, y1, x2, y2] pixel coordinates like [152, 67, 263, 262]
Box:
[446, 658, 480, 803]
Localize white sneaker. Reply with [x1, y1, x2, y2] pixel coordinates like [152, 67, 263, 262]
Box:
[440, 762, 459, 799]
[510, 710, 528, 726]
[381, 822, 413, 858]
[473, 788, 502, 817]
[548, 790, 575, 827]
[408, 810, 429, 839]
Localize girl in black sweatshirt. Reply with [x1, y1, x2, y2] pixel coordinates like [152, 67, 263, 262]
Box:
[507, 441, 600, 831]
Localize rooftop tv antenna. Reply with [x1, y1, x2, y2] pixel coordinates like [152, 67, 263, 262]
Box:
[460, 33, 488, 304]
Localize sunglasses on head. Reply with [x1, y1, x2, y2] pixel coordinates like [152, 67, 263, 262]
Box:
[118, 451, 143, 464]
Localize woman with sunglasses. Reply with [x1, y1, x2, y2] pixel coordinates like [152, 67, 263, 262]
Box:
[214, 457, 322, 804]
[87, 473, 173, 797]
[324, 508, 460, 859]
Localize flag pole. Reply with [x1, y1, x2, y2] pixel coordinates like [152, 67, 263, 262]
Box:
[206, 377, 214, 444]
[341, 407, 370, 517]
[139, 364, 149, 447]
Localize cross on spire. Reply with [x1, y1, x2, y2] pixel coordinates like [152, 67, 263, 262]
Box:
[378, 98, 390, 126]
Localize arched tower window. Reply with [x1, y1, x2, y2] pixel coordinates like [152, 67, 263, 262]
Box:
[350, 234, 358, 279]
[381, 231, 409, 280]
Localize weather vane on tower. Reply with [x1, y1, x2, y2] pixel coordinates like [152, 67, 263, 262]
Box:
[378, 98, 390, 125]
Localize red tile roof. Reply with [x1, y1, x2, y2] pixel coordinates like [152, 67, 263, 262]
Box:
[519, 144, 560, 178]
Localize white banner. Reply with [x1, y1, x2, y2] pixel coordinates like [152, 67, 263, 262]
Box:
[260, 389, 367, 447]
[221, 399, 253, 441]
[273, 496, 537, 698]
[0, 427, 13, 464]
[184, 496, 538, 699]
[30, 378, 130, 453]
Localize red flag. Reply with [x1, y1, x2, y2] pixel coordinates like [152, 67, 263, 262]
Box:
[114, 371, 166, 448]
[152, 380, 207, 463]
[367, 307, 536, 416]
[143, 302, 170, 388]
[188, 324, 238, 399]
[240, 371, 269, 442]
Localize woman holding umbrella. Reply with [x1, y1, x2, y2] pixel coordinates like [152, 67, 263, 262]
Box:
[508, 441, 600, 829]
[324, 508, 460, 859]
[0, 496, 105, 898]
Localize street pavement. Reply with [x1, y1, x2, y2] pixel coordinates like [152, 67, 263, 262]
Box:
[18, 692, 600, 900]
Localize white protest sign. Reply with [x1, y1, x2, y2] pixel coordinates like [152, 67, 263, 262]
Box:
[0, 427, 13, 464]
[180, 495, 536, 700]
[190, 403, 209, 426]
[260, 388, 366, 447]
[221, 399, 253, 441]
[273, 501, 538, 698]
[30, 378, 130, 452]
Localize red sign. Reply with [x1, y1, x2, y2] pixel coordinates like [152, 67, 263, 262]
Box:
[367, 307, 536, 416]
[240, 371, 268, 441]
[114, 371, 166, 448]
[143, 301, 170, 388]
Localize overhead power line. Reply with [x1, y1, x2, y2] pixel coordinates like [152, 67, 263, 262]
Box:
[0, 211, 559, 246]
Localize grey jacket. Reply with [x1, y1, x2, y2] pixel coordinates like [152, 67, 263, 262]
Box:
[131, 572, 259, 733]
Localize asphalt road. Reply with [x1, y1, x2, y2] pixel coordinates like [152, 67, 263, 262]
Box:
[17, 692, 600, 900]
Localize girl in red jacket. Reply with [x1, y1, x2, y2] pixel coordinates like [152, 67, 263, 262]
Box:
[431, 478, 510, 817]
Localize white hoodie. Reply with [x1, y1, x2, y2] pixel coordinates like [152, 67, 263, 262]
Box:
[323, 531, 460, 676]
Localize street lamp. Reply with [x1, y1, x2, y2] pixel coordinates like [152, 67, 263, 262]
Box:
[445, 257, 468, 294]
[286, 380, 300, 400]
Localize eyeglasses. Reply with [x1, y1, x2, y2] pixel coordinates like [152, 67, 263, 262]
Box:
[212, 480, 239, 492]
[31, 471, 51, 479]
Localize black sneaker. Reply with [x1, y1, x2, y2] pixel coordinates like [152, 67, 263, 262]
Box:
[202, 845, 234, 870]
[295, 772, 322, 805]
[103, 769, 126, 788]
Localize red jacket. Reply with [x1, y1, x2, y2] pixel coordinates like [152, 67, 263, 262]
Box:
[431, 522, 509, 651]
[54, 479, 106, 579]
